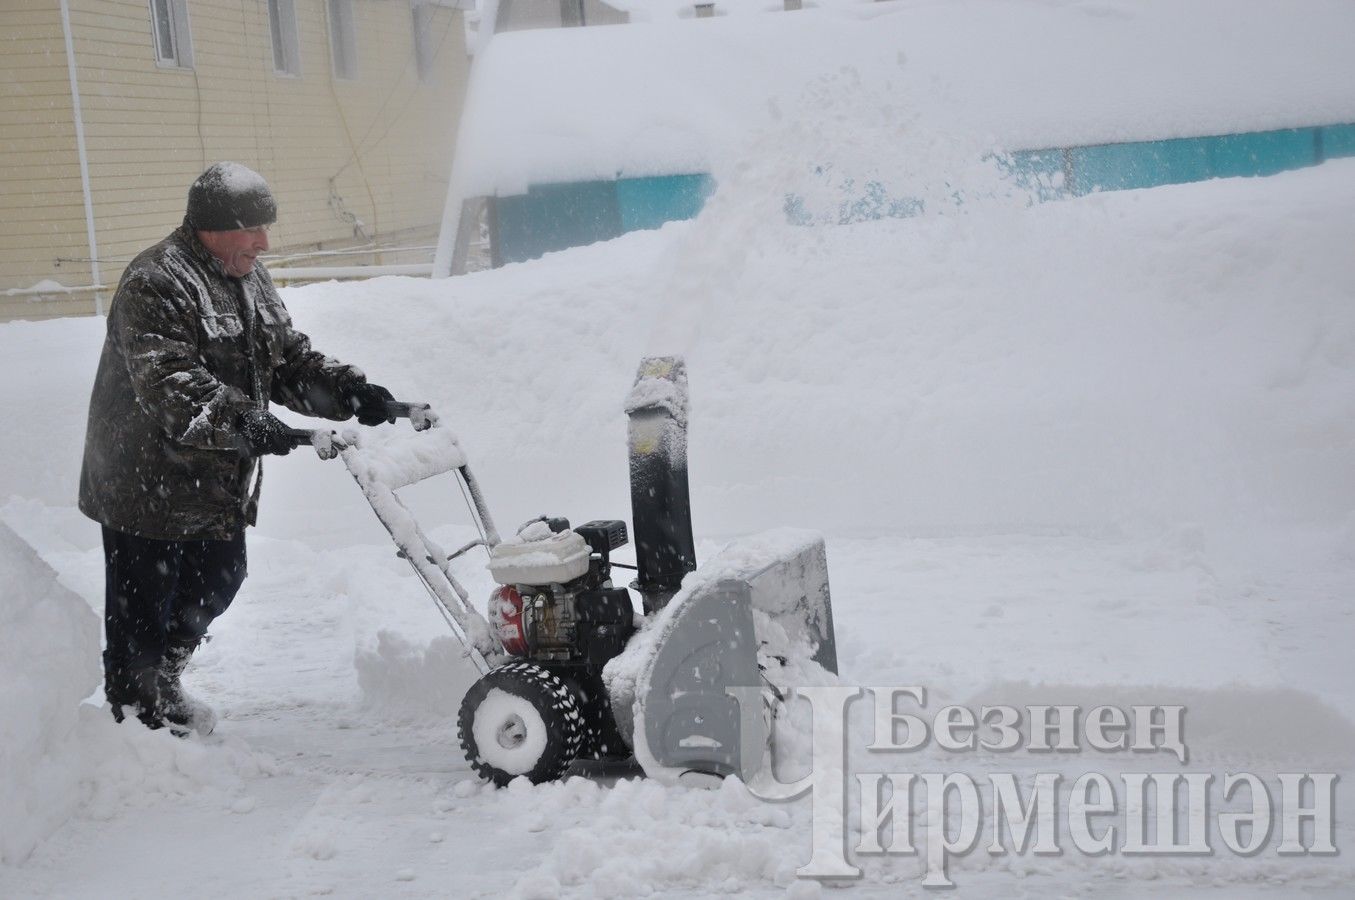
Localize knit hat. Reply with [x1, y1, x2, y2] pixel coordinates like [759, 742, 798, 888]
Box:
[186, 162, 277, 231]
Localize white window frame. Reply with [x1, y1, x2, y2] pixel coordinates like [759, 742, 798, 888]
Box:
[148, 0, 194, 69]
[327, 0, 358, 80]
[268, 0, 303, 77]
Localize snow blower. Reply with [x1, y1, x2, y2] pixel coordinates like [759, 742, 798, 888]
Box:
[292, 358, 837, 786]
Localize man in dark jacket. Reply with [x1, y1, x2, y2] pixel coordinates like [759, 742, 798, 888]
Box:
[79, 162, 394, 735]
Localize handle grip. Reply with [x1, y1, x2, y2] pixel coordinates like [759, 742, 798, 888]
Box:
[384, 400, 438, 431]
[284, 427, 344, 460]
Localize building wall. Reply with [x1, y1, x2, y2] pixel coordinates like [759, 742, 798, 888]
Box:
[2, 0, 471, 321]
[0, 0, 96, 320]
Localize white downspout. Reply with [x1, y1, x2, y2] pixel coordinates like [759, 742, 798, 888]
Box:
[59, 0, 103, 315]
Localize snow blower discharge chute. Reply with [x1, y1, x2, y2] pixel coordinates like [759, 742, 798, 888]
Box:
[290, 358, 837, 786]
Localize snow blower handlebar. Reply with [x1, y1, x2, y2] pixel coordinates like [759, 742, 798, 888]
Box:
[281, 399, 440, 460]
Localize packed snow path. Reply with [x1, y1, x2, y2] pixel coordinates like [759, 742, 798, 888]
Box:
[4, 520, 1354, 897]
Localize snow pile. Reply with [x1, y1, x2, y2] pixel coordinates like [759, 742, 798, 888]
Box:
[285, 161, 1355, 544]
[29, 163, 1355, 548]
[72, 718, 277, 823]
[0, 521, 100, 864]
[3, 279, 74, 297]
[354, 631, 480, 720]
[492, 775, 802, 899]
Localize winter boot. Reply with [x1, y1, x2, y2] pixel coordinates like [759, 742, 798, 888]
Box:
[158, 639, 217, 736]
[105, 667, 168, 730]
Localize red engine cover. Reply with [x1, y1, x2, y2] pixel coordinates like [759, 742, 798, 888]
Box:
[488, 585, 528, 656]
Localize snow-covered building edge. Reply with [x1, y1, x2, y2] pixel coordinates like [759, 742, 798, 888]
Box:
[434, 0, 1355, 275]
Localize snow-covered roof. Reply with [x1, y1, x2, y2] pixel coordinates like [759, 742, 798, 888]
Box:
[447, 0, 1355, 198]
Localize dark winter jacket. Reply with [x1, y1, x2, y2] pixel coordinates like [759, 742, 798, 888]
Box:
[79, 223, 365, 540]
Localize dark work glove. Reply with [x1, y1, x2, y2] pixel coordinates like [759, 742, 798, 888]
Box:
[237, 409, 294, 457]
[346, 382, 396, 426]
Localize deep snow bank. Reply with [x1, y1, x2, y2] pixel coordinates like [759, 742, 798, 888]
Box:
[1, 163, 1351, 551]
[264, 160, 1355, 547]
[0, 520, 99, 863]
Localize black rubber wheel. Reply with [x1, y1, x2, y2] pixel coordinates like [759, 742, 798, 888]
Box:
[457, 661, 585, 786]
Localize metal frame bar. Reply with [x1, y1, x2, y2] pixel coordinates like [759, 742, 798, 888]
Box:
[340, 451, 502, 675]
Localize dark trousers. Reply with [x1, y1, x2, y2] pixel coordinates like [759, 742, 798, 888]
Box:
[101, 526, 248, 675]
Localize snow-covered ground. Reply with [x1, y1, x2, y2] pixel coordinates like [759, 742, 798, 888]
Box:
[2, 149, 1353, 896]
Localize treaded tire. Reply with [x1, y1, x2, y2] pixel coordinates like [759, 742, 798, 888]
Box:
[458, 661, 584, 786]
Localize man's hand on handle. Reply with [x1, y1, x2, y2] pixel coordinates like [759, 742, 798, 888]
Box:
[345, 382, 396, 426]
[237, 409, 295, 456]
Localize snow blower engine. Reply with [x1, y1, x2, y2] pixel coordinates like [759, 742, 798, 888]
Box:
[308, 357, 838, 787]
[466, 516, 640, 779]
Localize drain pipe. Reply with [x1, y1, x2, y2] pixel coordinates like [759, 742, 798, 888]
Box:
[59, 0, 102, 315]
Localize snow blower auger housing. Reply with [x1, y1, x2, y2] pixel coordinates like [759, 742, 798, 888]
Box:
[295, 360, 837, 788]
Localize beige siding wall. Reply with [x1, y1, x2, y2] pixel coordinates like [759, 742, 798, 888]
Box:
[0, 0, 97, 320]
[2, 0, 470, 320]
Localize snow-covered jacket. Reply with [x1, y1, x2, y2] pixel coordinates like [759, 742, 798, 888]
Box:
[79, 223, 365, 540]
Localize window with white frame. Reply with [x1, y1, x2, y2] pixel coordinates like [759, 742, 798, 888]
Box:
[268, 0, 302, 76]
[412, 3, 437, 82]
[149, 0, 193, 68]
[328, 0, 358, 80]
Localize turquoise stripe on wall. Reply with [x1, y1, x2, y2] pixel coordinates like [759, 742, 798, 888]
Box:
[493, 174, 714, 265]
[616, 174, 714, 232]
[491, 123, 1355, 265]
[1322, 123, 1355, 158]
[1009, 123, 1355, 198]
[493, 181, 621, 266]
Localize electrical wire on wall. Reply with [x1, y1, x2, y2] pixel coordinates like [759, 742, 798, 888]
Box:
[326, 1, 463, 239]
[315, 0, 378, 242]
[327, 176, 370, 241]
[191, 65, 207, 169]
